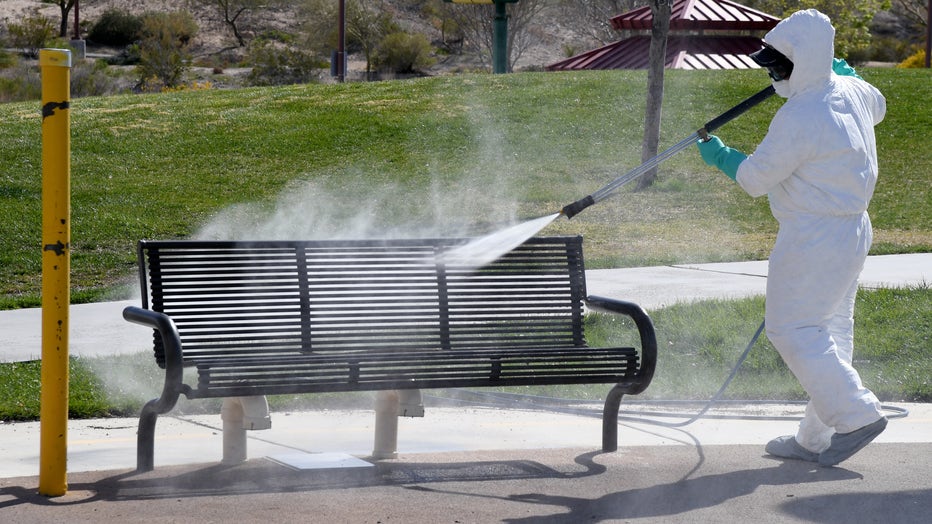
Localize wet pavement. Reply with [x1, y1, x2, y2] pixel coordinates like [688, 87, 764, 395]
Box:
[1, 405, 930, 522]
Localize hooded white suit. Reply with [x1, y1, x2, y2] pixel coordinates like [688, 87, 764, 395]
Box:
[735, 10, 886, 453]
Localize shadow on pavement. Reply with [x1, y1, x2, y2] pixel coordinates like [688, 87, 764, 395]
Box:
[2, 445, 929, 522]
[0, 450, 609, 509]
[494, 459, 863, 523]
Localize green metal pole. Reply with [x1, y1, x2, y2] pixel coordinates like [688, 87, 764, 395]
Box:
[493, 1, 508, 73]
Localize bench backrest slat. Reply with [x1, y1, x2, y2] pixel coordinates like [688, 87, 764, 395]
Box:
[138, 237, 586, 367]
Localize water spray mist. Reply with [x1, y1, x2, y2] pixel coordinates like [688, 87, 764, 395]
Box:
[439, 85, 777, 270]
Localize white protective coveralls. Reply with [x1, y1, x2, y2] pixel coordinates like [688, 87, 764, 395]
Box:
[734, 10, 886, 453]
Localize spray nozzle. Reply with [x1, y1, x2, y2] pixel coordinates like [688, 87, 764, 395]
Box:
[560, 195, 595, 219]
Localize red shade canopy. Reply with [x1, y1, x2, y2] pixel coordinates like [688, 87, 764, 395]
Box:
[611, 0, 780, 31]
[547, 0, 780, 71]
[548, 35, 765, 71]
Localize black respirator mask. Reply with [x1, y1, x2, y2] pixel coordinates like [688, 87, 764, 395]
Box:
[750, 44, 794, 82]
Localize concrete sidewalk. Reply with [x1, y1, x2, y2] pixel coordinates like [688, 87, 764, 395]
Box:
[586, 252, 931, 309]
[1, 402, 928, 480]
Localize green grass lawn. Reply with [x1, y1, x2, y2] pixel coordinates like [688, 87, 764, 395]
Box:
[0, 68, 929, 419]
[2, 68, 929, 307]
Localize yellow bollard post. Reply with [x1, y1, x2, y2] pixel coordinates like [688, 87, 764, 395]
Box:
[38, 48, 72, 497]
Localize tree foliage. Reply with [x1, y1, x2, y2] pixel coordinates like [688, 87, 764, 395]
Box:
[743, 0, 892, 57]
[88, 8, 144, 46]
[300, 0, 399, 76]
[891, 0, 930, 28]
[134, 11, 199, 90]
[440, 0, 546, 72]
[42, 0, 76, 38]
[346, 0, 398, 76]
[7, 11, 58, 58]
[374, 31, 435, 74]
[194, 0, 287, 47]
[246, 35, 324, 85]
[558, 0, 640, 46]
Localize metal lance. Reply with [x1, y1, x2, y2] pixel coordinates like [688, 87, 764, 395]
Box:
[561, 85, 776, 219]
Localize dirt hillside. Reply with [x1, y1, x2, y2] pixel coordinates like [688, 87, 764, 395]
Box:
[0, 0, 596, 74]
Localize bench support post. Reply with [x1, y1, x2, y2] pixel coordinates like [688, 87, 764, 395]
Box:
[373, 391, 400, 459]
[137, 400, 160, 472]
[372, 389, 424, 459]
[221, 396, 271, 465]
[602, 385, 625, 452]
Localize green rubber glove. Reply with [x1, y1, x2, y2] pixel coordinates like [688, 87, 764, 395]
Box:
[697, 135, 747, 181]
[832, 58, 862, 79]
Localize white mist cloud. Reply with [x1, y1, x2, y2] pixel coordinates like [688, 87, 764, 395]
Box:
[196, 104, 529, 243]
[194, 174, 515, 242]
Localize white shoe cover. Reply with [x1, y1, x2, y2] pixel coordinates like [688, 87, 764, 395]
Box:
[818, 417, 888, 466]
[766, 435, 819, 462]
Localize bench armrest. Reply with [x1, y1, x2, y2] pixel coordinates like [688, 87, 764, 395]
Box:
[123, 306, 186, 411]
[585, 295, 657, 394]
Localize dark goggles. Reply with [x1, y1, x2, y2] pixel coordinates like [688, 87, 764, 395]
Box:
[750, 44, 794, 82]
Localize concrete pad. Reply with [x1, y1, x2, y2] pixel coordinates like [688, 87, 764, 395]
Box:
[266, 452, 374, 471]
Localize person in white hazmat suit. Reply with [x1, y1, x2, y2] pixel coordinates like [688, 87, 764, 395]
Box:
[696, 9, 887, 467]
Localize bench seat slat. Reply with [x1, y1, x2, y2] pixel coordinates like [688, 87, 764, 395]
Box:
[191, 346, 639, 398]
[194, 377, 642, 397]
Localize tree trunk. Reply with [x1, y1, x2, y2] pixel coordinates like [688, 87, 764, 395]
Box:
[636, 0, 671, 191]
[58, 1, 74, 38]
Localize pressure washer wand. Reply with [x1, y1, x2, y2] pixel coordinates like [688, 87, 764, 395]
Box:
[560, 85, 776, 219]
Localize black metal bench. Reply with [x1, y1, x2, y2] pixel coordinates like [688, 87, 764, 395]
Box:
[124, 236, 657, 472]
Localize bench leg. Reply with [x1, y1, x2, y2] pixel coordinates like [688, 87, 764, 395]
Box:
[221, 398, 248, 465]
[602, 385, 625, 452]
[372, 389, 425, 459]
[373, 391, 400, 459]
[221, 396, 271, 465]
[137, 399, 160, 472]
